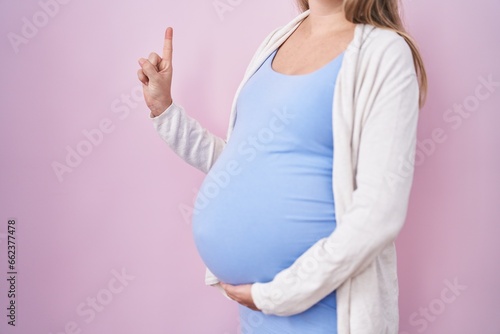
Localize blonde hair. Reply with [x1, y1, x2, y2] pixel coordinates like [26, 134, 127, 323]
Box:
[296, 0, 428, 108]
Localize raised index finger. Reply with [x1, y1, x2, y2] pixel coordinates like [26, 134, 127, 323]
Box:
[162, 27, 173, 62]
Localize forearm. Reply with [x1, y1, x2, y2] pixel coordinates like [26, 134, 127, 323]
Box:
[251, 131, 417, 316]
[150, 102, 226, 173]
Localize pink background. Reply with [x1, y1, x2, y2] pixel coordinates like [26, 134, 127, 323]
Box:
[0, 0, 499, 333]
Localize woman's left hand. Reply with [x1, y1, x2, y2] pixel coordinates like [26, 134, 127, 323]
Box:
[219, 282, 261, 311]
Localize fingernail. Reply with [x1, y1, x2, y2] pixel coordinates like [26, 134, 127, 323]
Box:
[138, 58, 145, 65]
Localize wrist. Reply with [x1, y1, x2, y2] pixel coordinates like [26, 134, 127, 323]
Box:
[150, 98, 173, 118]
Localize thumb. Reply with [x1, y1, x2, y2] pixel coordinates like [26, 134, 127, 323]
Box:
[138, 58, 159, 80]
[220, 282, 232, 294]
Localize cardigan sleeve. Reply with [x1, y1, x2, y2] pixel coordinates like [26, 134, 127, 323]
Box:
[150, 102, 226, 174]
[250, 34, 421, 316]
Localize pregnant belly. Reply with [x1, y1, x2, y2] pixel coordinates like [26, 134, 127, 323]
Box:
[191, 151, 336, 285]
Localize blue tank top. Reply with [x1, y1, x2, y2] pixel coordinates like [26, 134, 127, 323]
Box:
[192, 48, 344, 333]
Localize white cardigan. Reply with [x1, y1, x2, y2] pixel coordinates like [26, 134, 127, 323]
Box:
[150, 9, 419, 334]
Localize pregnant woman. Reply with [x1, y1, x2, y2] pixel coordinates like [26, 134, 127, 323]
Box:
[137, 0, 427, 333]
